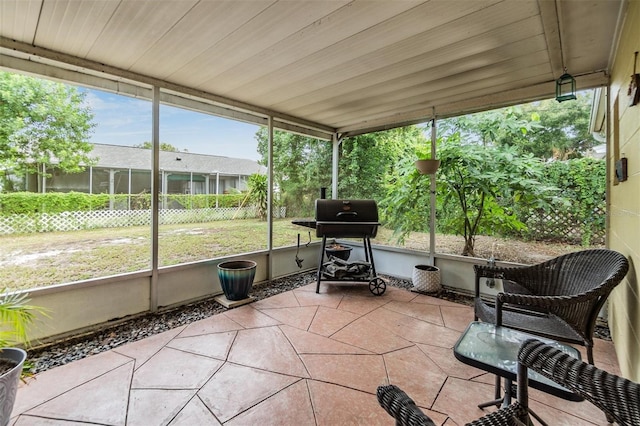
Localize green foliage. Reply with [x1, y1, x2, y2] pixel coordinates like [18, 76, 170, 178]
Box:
[247, 173, 268, 220]
[0, 290, 46, 348]
[255, 126, 425, 217]
[436, 136, 557, 256]
[380, 158, 432, 242]
[340, 127, 424, 201]
[439, 106, 541, 147]
[255, 128, 332, 217]
[494, 92, 597, 159]
[0, 71, 96, 181]
[0, 192, 245, 215]
[526, 158, 606, 245]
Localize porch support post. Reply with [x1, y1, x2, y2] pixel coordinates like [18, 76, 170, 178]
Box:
[332, 133, 340, 199]
[267, 115, 274, 279]
[89, 166, 93, 194]
[109, 169, 115, 210]
[128, 168, 132, 210]
[41, 164, 46, 193]
[216, 172, 220, 208]
[429, 114, 437, 264]
[150, 86, 160, 312]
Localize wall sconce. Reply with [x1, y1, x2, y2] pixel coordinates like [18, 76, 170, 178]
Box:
[556, 71, 577, 102]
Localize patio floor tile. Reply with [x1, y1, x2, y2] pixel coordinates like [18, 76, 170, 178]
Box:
[257, 305, 319, 329]
[301, 353, 387, 393]
[131, 347, 223, 389]
[330, 315, 413, 353]
[198, 363, 300, 422]
[383, 345, 447, 408]
[225, 380, 315, 425]
[128, 389, 196, 426]
[25, 361, 133, 425]
[166, 330, 236, 360]
[178, 314, 244, 337]
[307, 306, 361, 336]
[222, 305, 281, 328]
[308, 380, 390, 425]
[227, 326, 309, 377]
[11, 283, 618, 425]
[168, 397, 221, 425]
[279, 324, 371, 354]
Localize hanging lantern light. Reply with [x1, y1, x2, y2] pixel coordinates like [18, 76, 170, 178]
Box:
[556, 70, 577, 102]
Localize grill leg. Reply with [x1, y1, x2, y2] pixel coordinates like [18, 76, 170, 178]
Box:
[316, 236, 327, 294]
[364, 237, 377, 276]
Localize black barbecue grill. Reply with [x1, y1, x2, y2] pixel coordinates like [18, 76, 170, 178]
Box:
[293, 199, 386, 295]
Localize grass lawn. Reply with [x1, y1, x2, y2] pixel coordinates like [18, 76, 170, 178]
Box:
[0, 218, 585, 291]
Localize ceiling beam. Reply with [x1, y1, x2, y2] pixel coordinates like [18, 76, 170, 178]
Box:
[537, 0, 564, 78]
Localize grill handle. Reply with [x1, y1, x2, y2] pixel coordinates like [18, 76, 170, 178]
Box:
[336, 211, 357, 218]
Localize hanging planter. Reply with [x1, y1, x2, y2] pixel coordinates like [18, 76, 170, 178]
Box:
[412, 265, 441, 293]
[415, 159, 441, 175]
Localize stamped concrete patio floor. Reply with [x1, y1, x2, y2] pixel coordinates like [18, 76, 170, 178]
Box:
[12, 282, 619, 425]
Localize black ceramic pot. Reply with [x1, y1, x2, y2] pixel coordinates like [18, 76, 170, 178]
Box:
[325, 244, 352, 261]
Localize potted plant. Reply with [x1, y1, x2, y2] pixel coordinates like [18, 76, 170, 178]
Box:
[0, 289, 44, 425]
[414, 143, 440, 175]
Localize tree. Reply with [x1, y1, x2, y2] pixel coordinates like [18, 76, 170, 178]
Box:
[0, 71, 95, 184]
[512, 92, 598, 159]
[439, 92, 598, 160]
[436, 136, 558, 256]
[247, 173, 267, 220]
[438, 106, 540, 147]
[255, 125, 425, 217]
[134, 141, 185, 152]
[339, 126, 425, 201]
[255, 128, 332, 217]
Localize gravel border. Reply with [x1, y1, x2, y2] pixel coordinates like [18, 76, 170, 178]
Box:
[26, 272, 609, 374]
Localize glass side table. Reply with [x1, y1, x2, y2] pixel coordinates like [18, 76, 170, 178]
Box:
[453, 321, 583, 423]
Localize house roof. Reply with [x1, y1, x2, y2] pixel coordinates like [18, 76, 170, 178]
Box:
[87, 144, 266, 176]
[0, 0, 626, 138]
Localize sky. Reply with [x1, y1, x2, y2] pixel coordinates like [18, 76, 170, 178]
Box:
[83, 88, 263, 161]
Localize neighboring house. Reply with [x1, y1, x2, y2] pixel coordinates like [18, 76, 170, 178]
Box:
[24, 143, 266, 196]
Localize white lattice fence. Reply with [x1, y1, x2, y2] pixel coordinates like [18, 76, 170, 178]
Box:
[0, 207, 286, 235]
[522, 206, 606, 245]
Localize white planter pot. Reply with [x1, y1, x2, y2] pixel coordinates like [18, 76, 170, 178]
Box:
[412, 265, 441, 293]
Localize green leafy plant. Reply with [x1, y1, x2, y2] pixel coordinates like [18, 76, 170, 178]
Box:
[247, 174, 268, 220]
[0, 290, 44, 349]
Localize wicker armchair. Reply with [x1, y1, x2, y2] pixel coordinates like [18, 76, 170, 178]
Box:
[377, 339, 640, 426]
[474, 249, 629, 363]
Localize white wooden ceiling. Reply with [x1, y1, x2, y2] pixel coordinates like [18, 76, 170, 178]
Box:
[0, 0, 626, 137]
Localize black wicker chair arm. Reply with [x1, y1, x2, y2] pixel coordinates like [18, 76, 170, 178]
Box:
[474, 264, 511, 278]
[518, 339, 640, 426]
[376, 385, 436, 426]
[377, 384, 531, 425]
[496, 290, 599, 309]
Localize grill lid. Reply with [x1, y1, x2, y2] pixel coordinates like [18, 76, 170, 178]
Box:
[314, 199, 379, 238]
[315, 199, 378, 222]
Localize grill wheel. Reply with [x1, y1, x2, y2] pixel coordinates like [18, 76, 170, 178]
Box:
[369, 277, 387, 295]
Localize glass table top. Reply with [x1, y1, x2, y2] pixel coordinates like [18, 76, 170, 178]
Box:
[454, 321, 581, 399]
